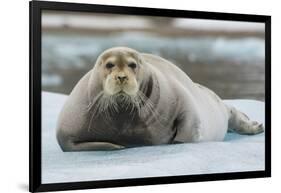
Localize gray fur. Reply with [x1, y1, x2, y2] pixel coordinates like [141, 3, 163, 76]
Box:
[56, 47, 264, 151]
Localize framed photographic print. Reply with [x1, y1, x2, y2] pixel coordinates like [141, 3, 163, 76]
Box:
[29, 0, 271, 192]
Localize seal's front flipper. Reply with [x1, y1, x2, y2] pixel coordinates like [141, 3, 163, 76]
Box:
[63, 141, 124, 152]
[172, 114, 202, 143]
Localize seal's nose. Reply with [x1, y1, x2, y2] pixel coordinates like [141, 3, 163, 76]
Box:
[117, 75, 128, 83]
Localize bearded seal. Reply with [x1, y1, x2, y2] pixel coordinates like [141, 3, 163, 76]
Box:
[56, 47, 264, 151]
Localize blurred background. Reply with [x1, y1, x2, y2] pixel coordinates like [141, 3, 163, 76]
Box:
[42, 11, 265, 101]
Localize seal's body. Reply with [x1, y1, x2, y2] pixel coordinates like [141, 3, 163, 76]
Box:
[57, 47, 264, 151]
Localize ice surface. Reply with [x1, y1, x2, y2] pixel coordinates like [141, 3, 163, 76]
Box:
[42, 92, 265, 183]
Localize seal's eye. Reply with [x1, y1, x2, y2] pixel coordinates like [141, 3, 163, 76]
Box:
[128, 62, 137, 69]
[106, 62, 114, 69]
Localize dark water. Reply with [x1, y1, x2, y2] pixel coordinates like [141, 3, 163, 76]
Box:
[42, 32, 265, 101]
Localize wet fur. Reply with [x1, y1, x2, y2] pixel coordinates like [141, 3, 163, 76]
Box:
[56, 47, 264, 151]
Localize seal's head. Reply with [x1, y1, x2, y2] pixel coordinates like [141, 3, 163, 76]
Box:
[95, 47, 144, 96]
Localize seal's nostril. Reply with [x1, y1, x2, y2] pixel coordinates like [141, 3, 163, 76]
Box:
[117, 76, 127, 83]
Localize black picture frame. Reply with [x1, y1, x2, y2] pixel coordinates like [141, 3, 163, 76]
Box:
[29, 0, 271, 192]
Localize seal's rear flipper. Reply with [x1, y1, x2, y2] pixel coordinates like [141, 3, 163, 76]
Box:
[227, 105, 264, 135]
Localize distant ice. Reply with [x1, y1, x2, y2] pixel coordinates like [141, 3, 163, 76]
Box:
[42, 13, 152, 30]
[41, 13, 265, 90]
[42, 74, 62, 87]
[174, 18, 264, 32]
[42, 12, 264, 32]
[42, 33, 264, 71]
[211, 37, 264, 63]
[41, 92, 265, 184]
